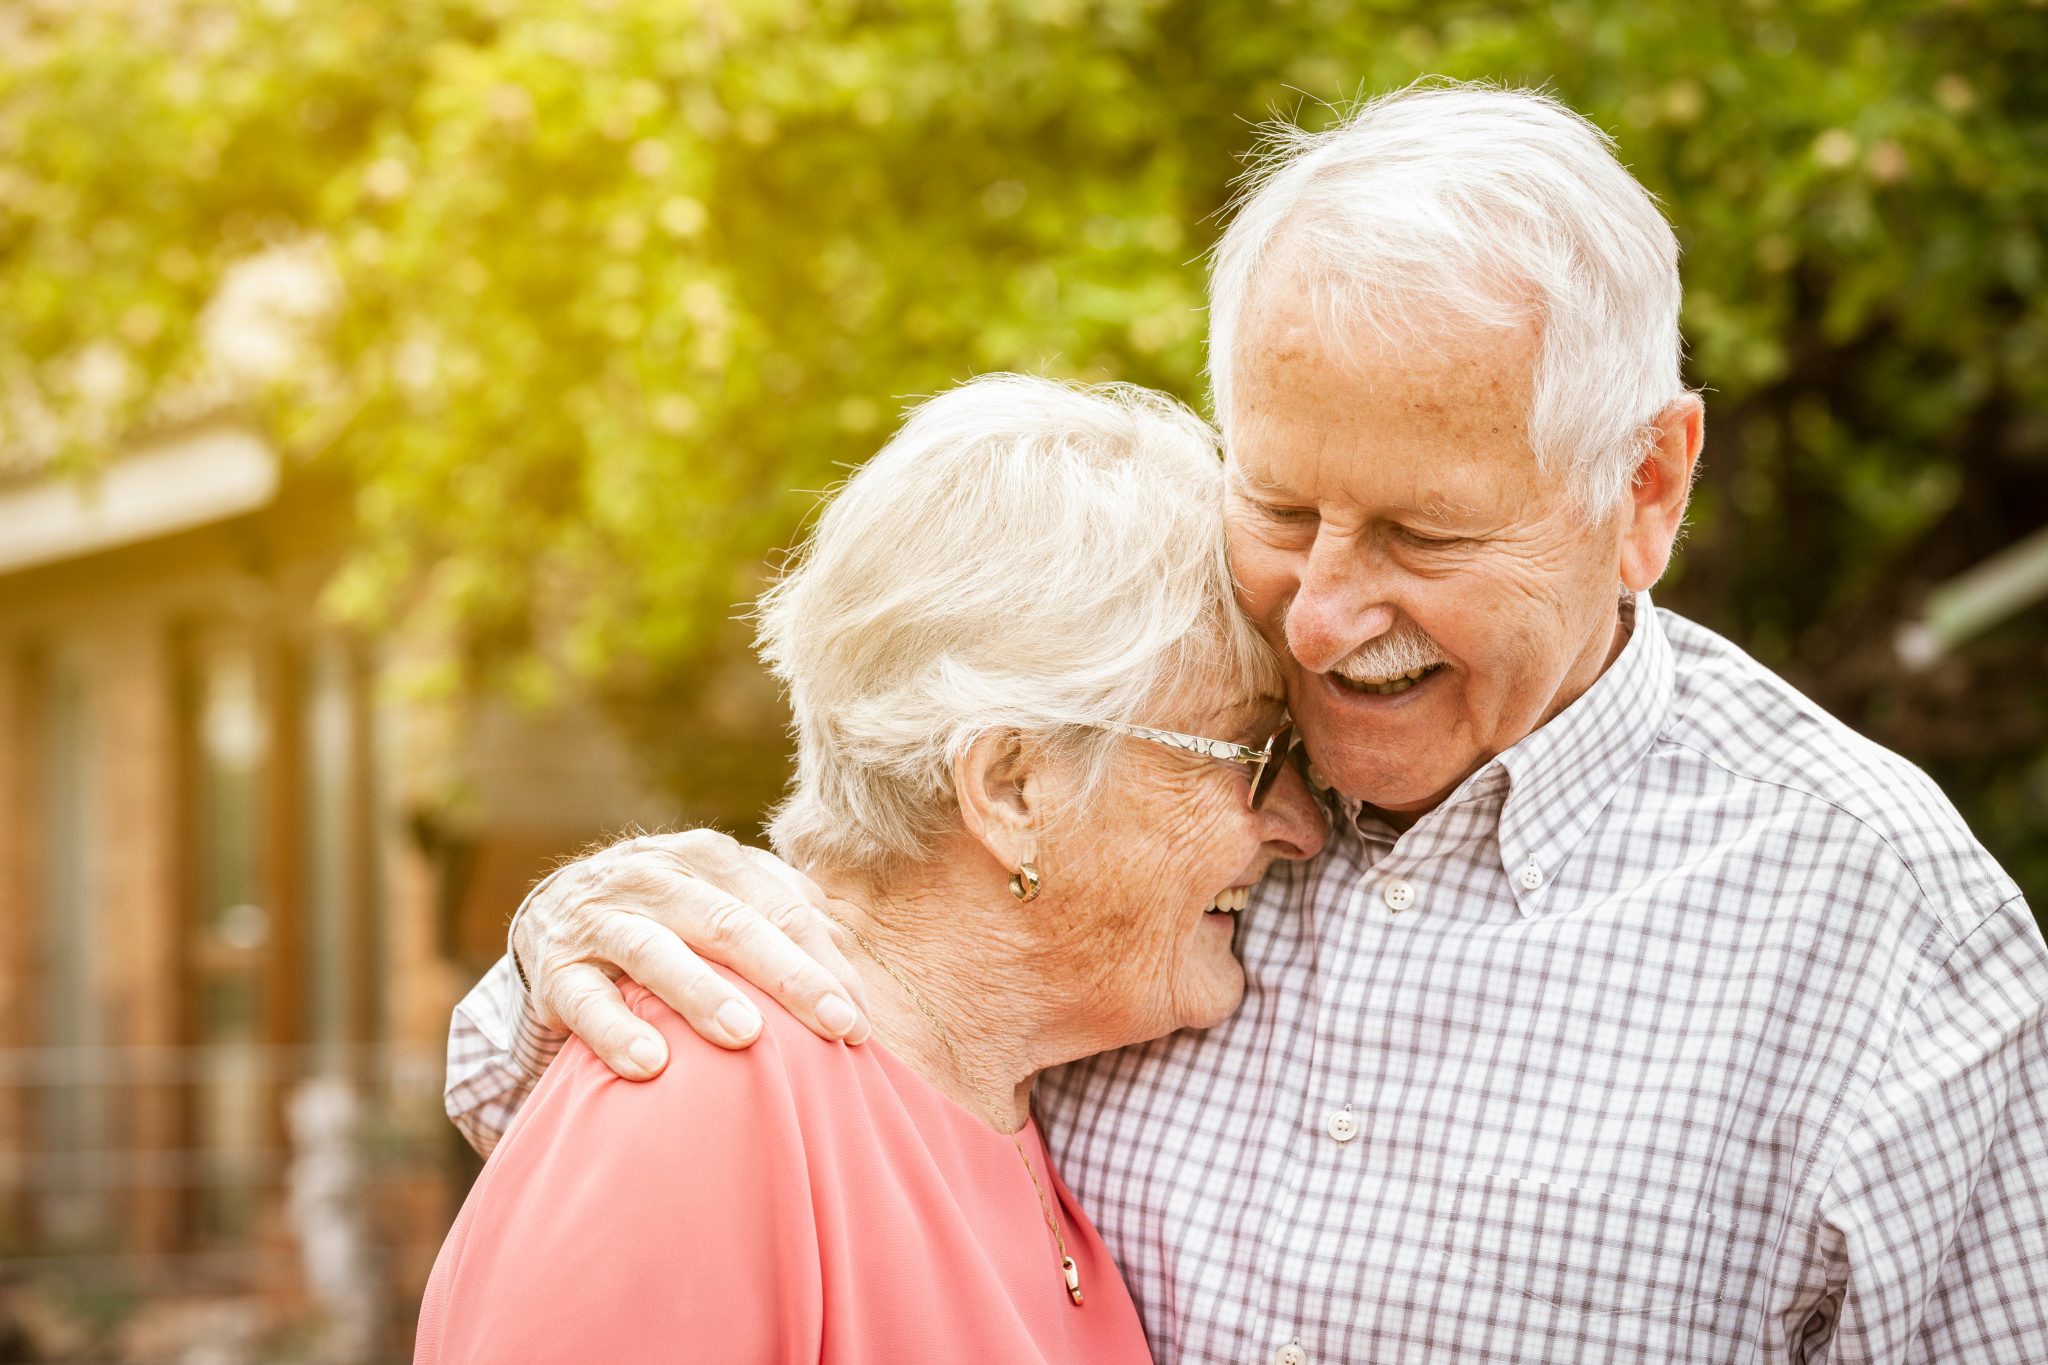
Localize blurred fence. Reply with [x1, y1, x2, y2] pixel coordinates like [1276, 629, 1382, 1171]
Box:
[0, 1042, 469, 1365]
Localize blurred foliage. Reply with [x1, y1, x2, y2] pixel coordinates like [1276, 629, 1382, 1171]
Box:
[2, 0, 2045, 896]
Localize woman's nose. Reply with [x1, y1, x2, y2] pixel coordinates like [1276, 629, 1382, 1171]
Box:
[1259, 764, 1328, 862]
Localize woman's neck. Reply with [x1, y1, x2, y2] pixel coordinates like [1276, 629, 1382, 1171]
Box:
[811, 863, 1071, 1134]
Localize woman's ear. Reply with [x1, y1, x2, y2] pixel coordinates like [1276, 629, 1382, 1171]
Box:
[953, 730, 1040, 872]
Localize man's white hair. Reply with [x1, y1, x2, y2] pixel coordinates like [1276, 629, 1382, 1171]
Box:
[757, 373, 1280, 874]
[1208, 81, 1689, 514]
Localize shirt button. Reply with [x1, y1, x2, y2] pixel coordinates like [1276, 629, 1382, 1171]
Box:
[1381, 878, 1415, 913]
[1275, 1344, 1308, 1365]
[1518, 862, 1544, 891]
[1326, 1106, 1359, 1143]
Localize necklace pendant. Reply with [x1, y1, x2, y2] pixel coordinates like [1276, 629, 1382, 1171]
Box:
[1061, 1256, 1083, 1305]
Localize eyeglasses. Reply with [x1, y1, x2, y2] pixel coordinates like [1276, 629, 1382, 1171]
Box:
[1102, 721, 1296, 811]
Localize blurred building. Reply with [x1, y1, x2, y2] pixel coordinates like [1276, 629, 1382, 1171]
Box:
[0, 425, 680, 1361]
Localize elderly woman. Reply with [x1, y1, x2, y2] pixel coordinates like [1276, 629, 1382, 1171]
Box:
[413, 375, 1324, 1363]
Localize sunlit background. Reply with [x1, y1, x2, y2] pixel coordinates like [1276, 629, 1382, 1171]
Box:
[1, 0, 2044, 1359]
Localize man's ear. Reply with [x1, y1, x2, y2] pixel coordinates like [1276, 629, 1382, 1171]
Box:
[953, 730, 1040, 873]
[1618, 394, 1705, 592]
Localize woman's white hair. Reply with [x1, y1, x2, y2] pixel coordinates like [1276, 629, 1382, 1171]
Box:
[1208, 81, 1689, 515]
[757, 373, 1279, 874]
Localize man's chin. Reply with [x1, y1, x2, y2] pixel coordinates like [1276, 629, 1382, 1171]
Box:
[1173, 949, 1247, 1030]
[1298, 725, 1470, 815]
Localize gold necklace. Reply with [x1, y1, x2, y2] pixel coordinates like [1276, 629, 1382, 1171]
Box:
[824, 909, 1084, 1307]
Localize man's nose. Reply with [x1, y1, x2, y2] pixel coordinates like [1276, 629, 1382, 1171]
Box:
[1285, 532, 1397, 672]
[1259, 764, 1329, 863]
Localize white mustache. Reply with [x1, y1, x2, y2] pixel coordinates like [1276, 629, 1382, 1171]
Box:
[1326, 628, 1445, 682]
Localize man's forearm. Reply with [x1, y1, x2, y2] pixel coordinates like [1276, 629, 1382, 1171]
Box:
[444, 953, 570, 1157]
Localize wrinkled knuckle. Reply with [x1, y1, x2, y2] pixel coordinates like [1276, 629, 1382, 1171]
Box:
[604, 915, 669, 966]
[548, 972, 604, 1027]
[698, 895, 759, 952]
[754, 892, 806, 930]
[779, 903, 834, 950]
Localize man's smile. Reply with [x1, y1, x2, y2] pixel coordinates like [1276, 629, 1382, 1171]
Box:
[1314, 661, 1449, 710]
[1329, 661, 1447, 696]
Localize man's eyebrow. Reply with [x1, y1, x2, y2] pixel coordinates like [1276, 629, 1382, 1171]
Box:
[1414, 492, 1482, 521]
[1227, 465, 1298, 499]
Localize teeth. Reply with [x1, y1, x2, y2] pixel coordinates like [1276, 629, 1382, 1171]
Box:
[1208, 887, 1249, 913]
[1342, 664, 1440, 694]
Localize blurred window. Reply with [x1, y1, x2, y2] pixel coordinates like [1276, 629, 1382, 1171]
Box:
[187, 629, 270, 1244]
[300, 637, 364, 1065]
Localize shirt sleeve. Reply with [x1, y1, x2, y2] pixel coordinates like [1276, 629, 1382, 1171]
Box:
[443, 952, 569, 1158]
[418, 982, 823, 1364]
[1816, 895, 2048, 1362]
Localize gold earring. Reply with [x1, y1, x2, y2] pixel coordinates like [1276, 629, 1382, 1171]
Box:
[1008, 862, 1041, 903]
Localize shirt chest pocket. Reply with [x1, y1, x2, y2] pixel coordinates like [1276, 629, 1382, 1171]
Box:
[1426, 1173, 1736, 1358]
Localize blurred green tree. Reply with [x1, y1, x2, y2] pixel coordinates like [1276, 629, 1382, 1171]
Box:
[3, 0, 2044, 897]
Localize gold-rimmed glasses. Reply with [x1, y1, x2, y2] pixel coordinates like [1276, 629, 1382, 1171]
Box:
[1101, 721, 1295, 810]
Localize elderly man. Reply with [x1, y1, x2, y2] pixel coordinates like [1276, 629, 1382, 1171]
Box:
[443, 84, 2048, 1362]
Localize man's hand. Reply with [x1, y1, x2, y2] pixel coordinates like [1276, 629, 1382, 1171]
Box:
[511, 830, 872, 1080]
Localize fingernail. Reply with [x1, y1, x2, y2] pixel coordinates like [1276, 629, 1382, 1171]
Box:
[817, 994, 858, 1037]
[717, 999, 762, 1042]
[627, 1034, 666, 1075]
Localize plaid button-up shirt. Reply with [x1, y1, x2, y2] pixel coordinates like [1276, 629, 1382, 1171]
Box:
[447, 594, 2048, 1363]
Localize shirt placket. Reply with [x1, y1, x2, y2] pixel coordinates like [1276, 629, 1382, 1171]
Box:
[1175, 842, 1352, 1365]
[1251, 793, 1511, 1364]
[1247, 825, 1401, 1364]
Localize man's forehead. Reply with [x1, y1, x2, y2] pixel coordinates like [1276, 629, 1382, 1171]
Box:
[1222, 282, 1545, 505]
[1227, 447, 1487, 520]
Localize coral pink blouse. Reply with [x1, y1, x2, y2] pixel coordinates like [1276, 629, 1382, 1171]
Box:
[415, 974, 1154, 1364]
